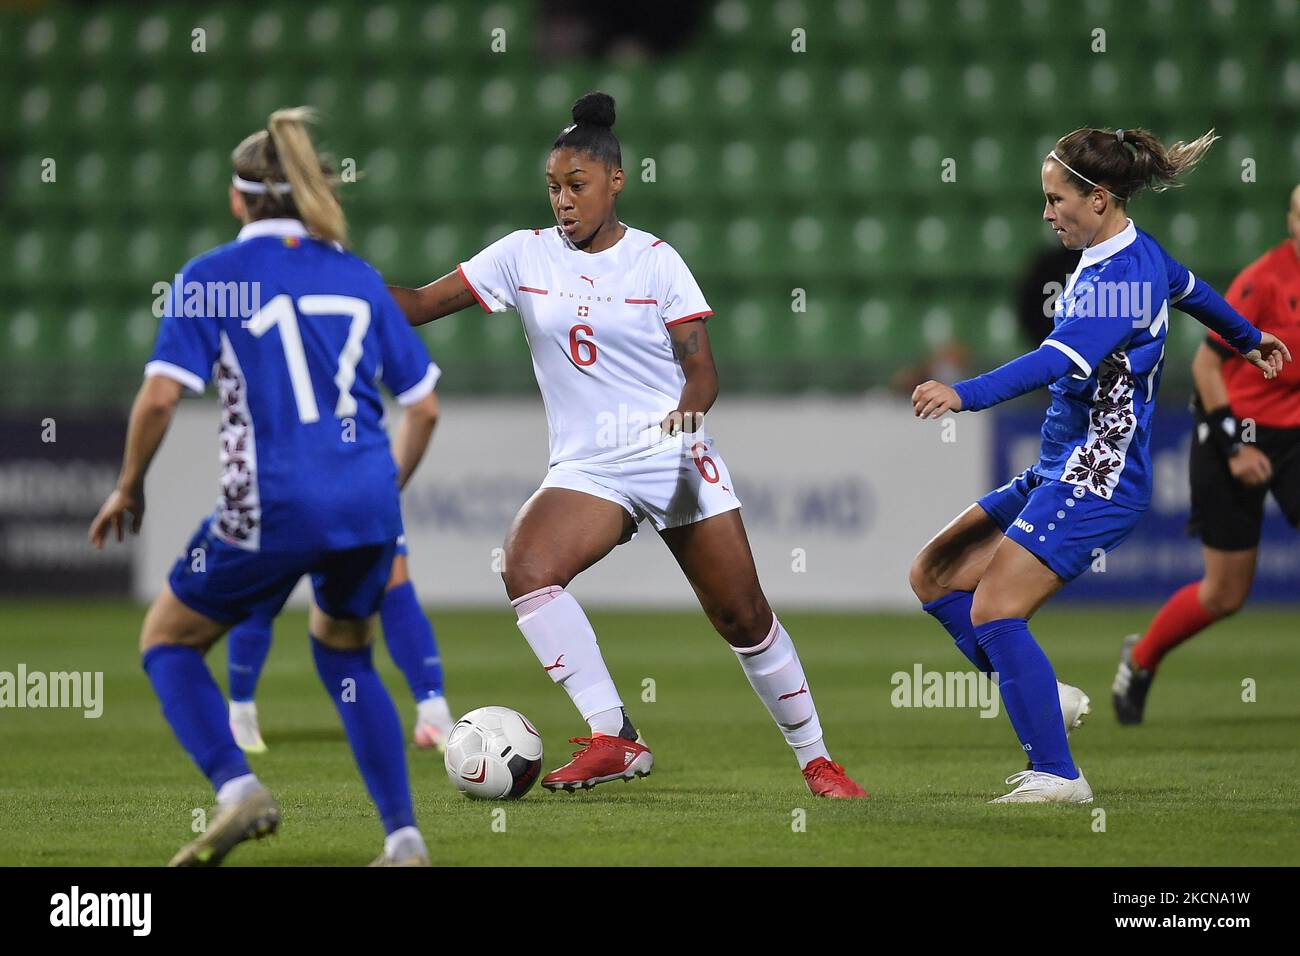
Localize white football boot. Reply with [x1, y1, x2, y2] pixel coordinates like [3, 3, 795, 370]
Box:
[1058, 681, 1091, 734]
[229, 700, 268, 754]
[413, 694, 454, 752]
[369, 828, 431, 867]
[990, 768, 1094, 804]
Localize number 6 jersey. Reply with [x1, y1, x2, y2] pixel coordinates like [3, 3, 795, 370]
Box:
[458, 224, 713, 467]
[146, 218, 439, 552]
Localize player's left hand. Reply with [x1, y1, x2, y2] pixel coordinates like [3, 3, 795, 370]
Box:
[660, 410, 704, 437]
[88, 485, 145, 549]
[1244, 332, 1292, 380]
[912, 381, 962, 419]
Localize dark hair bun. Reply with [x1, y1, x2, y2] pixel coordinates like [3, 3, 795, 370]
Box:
[571, 91, 616, 129]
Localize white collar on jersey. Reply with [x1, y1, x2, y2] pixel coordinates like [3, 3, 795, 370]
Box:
[558, 220, 631, 256]
[1080, 218, 1136, 265]
[237, 218, 309, 242]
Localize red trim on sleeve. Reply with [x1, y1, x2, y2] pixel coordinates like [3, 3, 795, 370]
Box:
[650, 239, 665, 247]
[665, 311, 712, 327]
[624, 298, 658, 305]
[456, 263, 494, 313]
[518, 286, 549, 295]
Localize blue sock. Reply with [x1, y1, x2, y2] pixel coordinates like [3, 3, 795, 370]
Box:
[381, 581, 444, 702]
[310, 636, 415, 834]
[922, 591, 993, 674]
[974, 618, 1077, 779]
[142, 645, 250, 793]
[228, 613, 274, 702]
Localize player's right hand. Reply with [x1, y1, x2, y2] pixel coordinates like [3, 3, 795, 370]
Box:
[912, 380, 962, 419]
[1228, 444, 1273, 487]
[89, 485, 145, 549]
[1244, 332, 1291, 380]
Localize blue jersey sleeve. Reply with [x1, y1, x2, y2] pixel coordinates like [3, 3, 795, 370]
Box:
[1041, 266, 1138, 378]
[144, 264, 220, 393]
[953, 344, 1077, 412]
[1163, 249, 1262, 355]
[374, 283, 440, 405]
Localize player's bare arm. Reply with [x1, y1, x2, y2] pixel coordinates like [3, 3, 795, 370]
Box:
[388, 271, 477, 327]
[1191, 340, 1231, 412]
[392, 390, 440, 490]
[662, 318, 718, 435]
[1193, 341, 1273, 487]
[89, 374, 183, 548]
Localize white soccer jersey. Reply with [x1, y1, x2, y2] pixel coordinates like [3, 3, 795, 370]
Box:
[458, 223, 713, 467]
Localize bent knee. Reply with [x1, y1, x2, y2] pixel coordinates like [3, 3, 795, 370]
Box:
[1197, 583, 1247, 619]
[908, 552, 944, 604]
[501, 554, 573, 601]
[968, 588, 1024, 628]
[708, 598, 773, 648]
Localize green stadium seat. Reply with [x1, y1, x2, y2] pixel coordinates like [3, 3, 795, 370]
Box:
[4, 306, 64, 364]
[12, 228, 61, 287]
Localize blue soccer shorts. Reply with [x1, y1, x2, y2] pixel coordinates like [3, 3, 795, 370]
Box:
[976, 469, 1144, 582]
[168, 517, 398, 625]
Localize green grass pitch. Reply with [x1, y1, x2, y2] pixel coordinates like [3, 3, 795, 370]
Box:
[1, 600, 1297, 866]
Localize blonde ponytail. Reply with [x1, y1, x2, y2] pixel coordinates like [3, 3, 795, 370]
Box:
[266, 107, 347, 245]
[231, 107, 347, 246]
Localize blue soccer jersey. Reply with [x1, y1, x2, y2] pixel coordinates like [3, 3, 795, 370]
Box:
[1033, 220, 1229, 511]
[146, 218, 439, 552]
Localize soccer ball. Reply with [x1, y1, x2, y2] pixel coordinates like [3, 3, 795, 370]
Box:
[444, 706, 544, 800]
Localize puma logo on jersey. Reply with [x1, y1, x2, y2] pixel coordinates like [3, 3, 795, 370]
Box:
[579, 275, 596, 288]
[1012, 517, 1035, 534]
[778, 682, 808, 701]
[543, 655, 566, 672]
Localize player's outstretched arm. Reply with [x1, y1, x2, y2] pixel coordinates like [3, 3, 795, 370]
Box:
[661, 318, 718, 436]
[388, 272, 477, 327]
[89, 375, 183, 548]
[913, 342, 1078, 419]
[1172, 272, 1291, 379]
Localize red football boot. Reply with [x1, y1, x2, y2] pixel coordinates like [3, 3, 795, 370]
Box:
[802, 757, 869, 798]
[541, 733, 654, 792]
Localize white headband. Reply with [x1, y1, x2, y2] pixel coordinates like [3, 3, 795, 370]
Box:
[232, 174, 292, 196]
[1048, 150, 1128, 203]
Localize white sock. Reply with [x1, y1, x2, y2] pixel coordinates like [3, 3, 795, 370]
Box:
[513, 587, 624, 726]
[229, 700, 257, 721]
[416, 694, 449, 726]
[794, 739, 831, 768]
[384, 825, 426, 860]
[733, 616, 826, 767]
[588, 706, 625, 736]
[216, 772, 261, 806]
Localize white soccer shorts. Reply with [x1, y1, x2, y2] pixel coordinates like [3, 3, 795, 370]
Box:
[538, 435, 742, 537]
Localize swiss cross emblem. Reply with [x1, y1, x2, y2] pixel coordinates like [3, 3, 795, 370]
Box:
[577, 305, 590, 318]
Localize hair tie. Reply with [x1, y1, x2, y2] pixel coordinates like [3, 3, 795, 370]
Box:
[232, 174, 292, 195]
[1116, 128, 1125, 144]
[1048, 151, 1130, 203]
